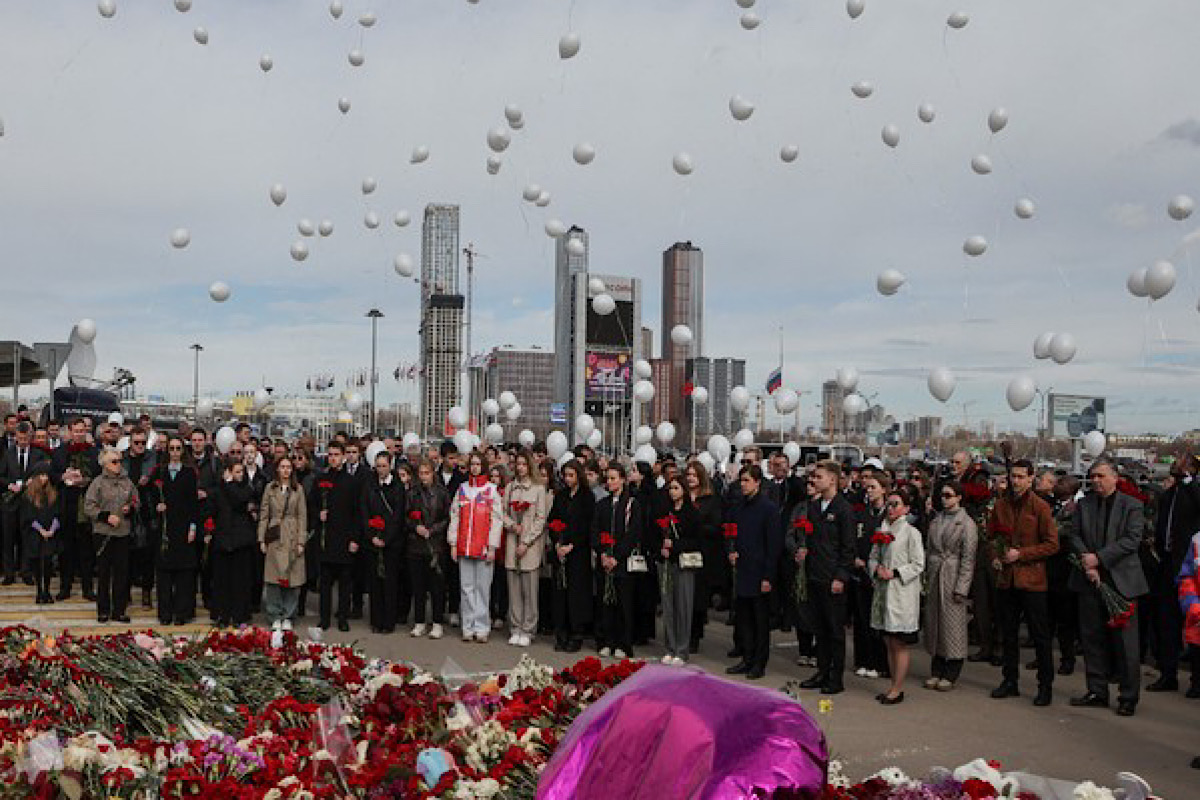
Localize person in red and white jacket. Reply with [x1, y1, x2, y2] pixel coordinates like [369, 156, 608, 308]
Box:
[448, 451, 503, 643]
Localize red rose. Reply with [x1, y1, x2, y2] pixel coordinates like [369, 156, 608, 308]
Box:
[154, 479, 164, 488]
[962, 778, 998, 799]
[600, 532, 615, 548]
[203, 518, 215, 532]
[278, 579, 290, 589]
[408, 509, 422, 521]
[793, 517, 814, 534]
[548, 519, 567, 533]
[723, 522, 738, 540]
[368, 516, 386, 531]
[318, 480, 334, 491]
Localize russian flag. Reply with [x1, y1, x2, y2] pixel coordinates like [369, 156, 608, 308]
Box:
[765, 367, 782, 395]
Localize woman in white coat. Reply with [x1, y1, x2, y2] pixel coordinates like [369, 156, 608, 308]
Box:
[502, 451, 549, 647]
[869, 484, 926, 705]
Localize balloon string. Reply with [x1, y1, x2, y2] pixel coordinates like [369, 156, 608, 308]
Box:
[940, 28, 963, 91]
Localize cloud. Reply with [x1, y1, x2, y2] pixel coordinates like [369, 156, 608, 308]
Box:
[1159, 118, 1200, 147]
[1107, 203, 1150, 230]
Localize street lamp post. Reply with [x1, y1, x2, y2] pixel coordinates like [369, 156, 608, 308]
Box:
[190, 344, 203, 420]
[366, 309, 384, 434]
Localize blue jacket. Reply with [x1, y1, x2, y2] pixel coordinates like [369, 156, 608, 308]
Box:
[733, 491, 783, 597]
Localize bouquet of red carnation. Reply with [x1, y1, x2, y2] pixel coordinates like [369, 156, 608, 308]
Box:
[548, 519, 569, 588]
[724, 522, 739, 591]
[548, 519, 567, 536]
[990, 523, 1012, 573]
[510, 499, 532, 514]
[368, 516, 387, 577]
[408, 508, 422, 522]
[869, 530, 894, 547]
[368, 516, 386, 531]
[317, 479, 334, 550]
[1068, 553, 1137, 629]
[600, 531, 617, 605]
[792, 516, 814, 603]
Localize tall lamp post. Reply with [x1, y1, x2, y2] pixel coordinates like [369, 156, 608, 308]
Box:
[366, 309, 384, 434]
[190, 344, 203, 419]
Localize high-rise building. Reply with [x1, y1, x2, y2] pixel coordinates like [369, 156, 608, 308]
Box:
[640, 327, 654, 361]
[661, 242, 704, 427]
[686, 357, 746, 437]
[553, 226, 589, 413]
[649, 358, 672, 426]
[419, 204, 464, 439]
[821, 379, 866, 438]
[484, 346, 556, 441]
[571, 272, 641, 452]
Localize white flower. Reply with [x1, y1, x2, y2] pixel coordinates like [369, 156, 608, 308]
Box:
[954, 758, 1004, 789]
[411, 672, 434, 686]
[869, 766, 912, 788]
[291, 659, 313, 673]
[445, 703, 474, 732]
[279, 776, 300, 788]
[1074, 781, 1116, 800]
[454, 777, 502, 799]
[263, 790, 282, 800]
[827, 759, 851, 790]
[365, 672, 405, 699]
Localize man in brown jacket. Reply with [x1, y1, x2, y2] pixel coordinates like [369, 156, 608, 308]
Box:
[987, 458, 1059, 707]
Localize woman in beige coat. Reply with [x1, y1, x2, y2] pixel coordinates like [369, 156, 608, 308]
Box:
[257, 456, 307, 631]
[923, 481, 978, 690]
[502, 451, 549, 647]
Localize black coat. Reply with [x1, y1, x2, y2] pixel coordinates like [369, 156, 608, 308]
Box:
[732, 491, 783, 597]
[592, 490, 643, 574]
[404, 481, 450, 561]
[214, 479, 257, 553]
[548, 487, 595, 625]
[361, 476, 407, 552]
[1, 444, 49, 488]
[803, 493, 857, 585]
[655, 500, 702, 563]
[19, 495, 62, 559]
[51, 442, 100, 519]
[762, 474, 804, 525]
[1156, 479, 1200, 575]
[153, 464, 201, 570]
[309, 468, 362, 565]
[852, 501, 887, 580]
[692, 493, 725, 588]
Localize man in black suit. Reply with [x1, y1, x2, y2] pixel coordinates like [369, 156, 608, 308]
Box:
[50, 418, 99, 600]
[0, 414, 17, 456]
[310, 441, 361, 631]
[1148, 456, 1200, 695]
[1, 422, 49, 583]
[762, 452, 804, 631]
[799, 459, 857, 694]
[726, 465, 783, 680]
[1066, 459, 1149, 717]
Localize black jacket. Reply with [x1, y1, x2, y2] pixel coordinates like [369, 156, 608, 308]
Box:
[1156, 478, 1200, 574]
[362, 475, 407, 552]
[732, 491, 783, 597]
[1, 444, 49, 492]
[309, 467, 362, 565]
[592, 490, 643, 574]
[404, 481, 450, 561]
[50, 442, 99, 518]
[655, 500, 702, 563]
[214, 478, 257, 552]
[803, 493, 857, 585]
[548, 486, 596, 626]
[152, 463, 201, 570]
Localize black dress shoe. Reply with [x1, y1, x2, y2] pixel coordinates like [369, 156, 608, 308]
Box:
[726, 662, 751, 675]
[338, 619, 350, 632]
[173, 619, 186, 626]
[1034, 687, 1053, 707]
[967, 650, 993, 663]
[564, 640, 582, 653]
[820, 684, 845, 695]
[319, 619, 331, 630]
[798, 675, 825, 690]
[55, 590, 71, 601]
[1186, 686, 1200, 699]
[1057, 660, 1075, 676]
[990, 682, 1020, 699]
[1146, 676, 1178, 692]
[726, 647, 744, 659]
[1115, 701, 1136, 717]
[1069, 692, 1108, 708]
[0, 575, 14, 586]
[82, 591, 97, 602]
[746, 667, 765, 680]
[21, 574, 34, 586]
[113, 615, 131, 624]
[879, 692, 905, 705]
[142, 589, 153, 609]
[97, 614, 109, 623]
[1191, 756, 1200, 770]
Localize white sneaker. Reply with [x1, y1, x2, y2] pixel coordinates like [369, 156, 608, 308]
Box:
[475, 632, 489, 644]
[429, 624, 444, 639]
[865, 669, 880, 679]
[271, 620, 281, 631]
[599, 647, 612, 658]
[411, 624, 428, 637]
[613, 649, 627, 659]
[449, 613, 460, 627]
[517, 634, 531, 647]
[462, 632, 474, 642]
[508, 633, 521, 646]
[671, 656, 686, 666]
[855, 667, 868, 677]
[661, 654, 674, 665]
[281, 619, 293, 632]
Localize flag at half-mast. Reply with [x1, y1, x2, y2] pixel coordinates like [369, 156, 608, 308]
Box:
[765, 367, 782, 395]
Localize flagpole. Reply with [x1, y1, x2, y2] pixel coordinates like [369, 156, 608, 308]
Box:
[778, 324, 785, 444]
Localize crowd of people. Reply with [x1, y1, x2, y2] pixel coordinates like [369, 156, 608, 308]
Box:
[1, 410, 1197, 728]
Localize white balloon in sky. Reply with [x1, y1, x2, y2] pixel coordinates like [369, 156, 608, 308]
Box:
[518, 429, 536, 448]
[254, 388, 272, 410]
[842, 394, 868, 416]
[297, 218, 315, 237]
[329, 0, 343, 19]
[733, 428, 755, 450]
[707, 434, 732, 463]
[970, 154, 993, 175]
[927, 367, 955, 402]
[544, 219, 567, 238]
[670, 325, 693, 347]
[574, 414, 595, 440]
[290, 241, 309, 262]
[635, 425, 653, 446]
[259, 54, 273, 72]
[780, 144, 800, 163]
[410, 145, 429, 163]
[214, 426, 236, 455]
[348, 49, 365, 67]
[1015, 198, 1036, 219]
[504, 104, 523, 124]
[535, 190, 551, 207]
[318, 219, 334, 237]
[573, 142, 596, 165]
[509, 117, 525, 131]
[98, 0, 116, 18]
[851, 81, 874, 99]
[484, 423, 505, 445]
[1145, 260, 1177, 301]
[917, 103, 936, 123]
[1168, 195, 1195, 221]
[946, 11, 969, 29]
[487, 127, 511, 153]
[362, 177, 377, 195]
[1127, 267, 1149, 298]
[876, 269, 905, 296]
[835, 367, 858, 393]
[337, 97, 351, 114]
[963, 235, 988, 257]
[846, 0, 865, 19]
[988, 107, 1009, 134]
[546, 431, 569, 460]
[486, 155, 502, 175]
[1033, 332, 1055, 360]
[655, 421, 677, 446]
[740, 13, 761, 30]
[566, 238, 586, 257]
[691, 386, 709, 405]
[358, 11, 377, 27]
[170, 228, 191, 249]
[74, 318, 98, 344]
[775, 389, 799, 415]
[364, 211, 380, 229]
[729, 95, 755, 121]
[633, 380, 656, 404]
[208, 282, 231, 303]
[672, 152, 694, 175]
[498, 391, 517, 410]
[1083, 430, 1106, 457]
[481, 398, 500, 417]
[736, 0, 756, 7]
[1048, 333, 1077, 365]
[591, 293, 616, 316]
[193, 27, 208, 45]
[588, 277, 607, 297]
[1006, 375, 1037, 412]
[729, 385, 751, 413]
[633, 359, 652, 379]
[196, 398, 214, 418]
[394, 210, 411, 227]
[522, 184, 542, 202]
[633, 444, 658, 465]
[586, 429, 602, 449]
[558, 33, 581, 59]
[447, 406, 468, 430]
[393, 253, 414, 277]
[782, 441, 801, 467]
[881, 124, 900, 148]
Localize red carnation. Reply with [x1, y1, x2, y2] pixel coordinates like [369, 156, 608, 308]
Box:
[278, 578, 290, 589]
[600, 532, 615, 548]
[655, 516, 671, 530]
[408, 509, 422, 521]
[870, 531, 894, 546]
[154, 479, 164, 488]
[962, 778, 999, 799]
[793, 517, 814, 535]
[203, 518, 215, 533]
[548, 519, 567, 533]
[368, 516, 386, 531]
[318, 480, 334, 491]
[723, 522, 738, 540]
[510, 500, 532, 513]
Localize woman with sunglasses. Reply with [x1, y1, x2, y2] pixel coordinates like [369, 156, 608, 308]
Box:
[869, 484, 926, 704]
[153, 436, 200, 625]
[852, 473, 891, 679]
[923, 481, 978, 691]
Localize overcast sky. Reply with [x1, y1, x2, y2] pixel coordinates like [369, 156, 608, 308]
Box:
[2, 0, 1199, 435]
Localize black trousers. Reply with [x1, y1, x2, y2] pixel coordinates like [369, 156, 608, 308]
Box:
[129, 529, 159, 592]
[689, 567, 709, 643]
[59, 519, 95, 596]
[446, 559, 460, 614]
[970, 554, 1000, 654]
[551, 573, 583, 644]
[319, 562, 353, 625]
[1078, 588, 1141, 704]
[369, 547, 403, 631]
[95, 534, 130, 617]
[810, 582, 848, 688]
[157, 567, 195, 623]
[408, 558, 445, 625]
[597, 572, 635, 653]
[351, 547, 367, 614]
[998, 587, 1054, 688]
[1047, 589, 1078, 663]
[850, 578, 888, 672]
[210, 547, 255, 624]
[490, 560, 509, 622]
[1151, 559, 1189, 681]
[931, 655, 964, 682]
[633, 568, 657, 643]
[735, 593, 771, 671]
[1, 504, 21, 577]
[33, 555, 54, 597]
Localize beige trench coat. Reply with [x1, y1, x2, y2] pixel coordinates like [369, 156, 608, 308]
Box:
[923, 507, 978, 660]
[502, 479, 549, 572]
[257, 482, 308, 588]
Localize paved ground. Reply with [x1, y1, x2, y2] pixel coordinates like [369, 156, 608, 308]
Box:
[5, 586, 1194, 798]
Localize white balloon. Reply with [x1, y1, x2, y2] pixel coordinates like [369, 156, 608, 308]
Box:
[402, 432, 422, 450]
[633, 380, 656, 404]
[522, 184, 542, 202]
[498, 391, 517, 410]
[329, 0, 343, 19]
[348, 49, 365, 67]
[453, 430, 474, 456]
[509, 117, 525, 131]
[338, 97, 352, 114]
[691, 386, 709, 405]
[780, 144, 800, 163]
[851, 81, 874, 99]
[394, 210, 411, 227]
[696, 451, 717, 475]
[1049, 333, 1077, 365]
[739, 13, 761, 30]
[505, 402, 522, 421]
[208, 281, 231, 302]
[98, 0, 116, 18]
[364, 441, 387, 465]
[881, 124, 900, 148]
[736, 0, 755, 8]
[485, 423, 505, 445]
[927, 367, 955, 402]
[318, 219, 334, 237]
[504, 104, 523, 124]
[290, 241, 309, 262]
[170, 228, 191, 249]
[635, 425, 654, 445]
[535, 190, 551, 207]
[393, 253, 414, 277]
[842, 394, 867, 416]
[733, 428, 755, 450]
[836, 366, 859, 392]
[963, 235, 988, 257]
[107, 411, 124, 426]
[215, 426, 236, 455]
[410, 145, 430, 163]
[670, 325, 693, 347]
[1033, 331, 1055, 360]
[655, 422, 676, 445]
[776, 442, 798, 468]
[546, 430, 569, 460]
[259, 54, 273, 72]
[542, 219, 565, 238]
[917, 103, 936, 124]
[1127, 267, 1149, 298]
[1168, 195, 1195, 221]
[672, 152, 694, 176]
[486, 157, 502, 176]
[729, 95, 755, 121]
[876, 269, 905, 296]
[1145, 260, 1177, 301]
[633, 359, 653, 379]
[268, 184, 287, 208]
[254, 388, 271, 410]
[970, 154, 993, 175]
[567, 238, 586, 257]
[1006, 375, 1037, 412]
[588, 277, 607, 297]
[480, 399, 500, 417]
[1083, 430, 1106, 457]
[518, 429, 536, 448]
[707, 434, 732, 463]
[591, 293, 616, 316]
[358, 11, 377, 27]
[558, 33, 581, 59]
[846, 0, 865, 19]
[447, 406, 468, 429]
[193, 27, 208, 45]
[196, 397, 214, 418]
[946, 11, 969, 29]
[633, 444, 658, 465]
[298, 218, 316, 237]
[487, 127, 511, 153]
[988, 107, 1009, 134]
[572, 142, 596, 165]
[574, 414, 595, 439]
[586, 429, 603, 449]
[362, 177, 377, 195]
[729, 385, 751, 413]
[1015, 198, 1036, 219]
[74, 318, 98, 344]
[364, 211, 381, 229]
[774, 389, 799, 415]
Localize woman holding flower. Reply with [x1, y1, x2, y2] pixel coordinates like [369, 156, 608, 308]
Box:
[258, 456, 307, 631]
[658, 476, 701, 665]
[548, 459, 594, 652]
[502, 451, 549, 648]
[591, 463, 643, 659]
[448, 451, 504, 643]
[406, 459, 450, 639]
[151, 436, 200, 626]
[211, 460, 257, 627]
[868, 485, 926, 704]
[361, 450, 406, 634]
